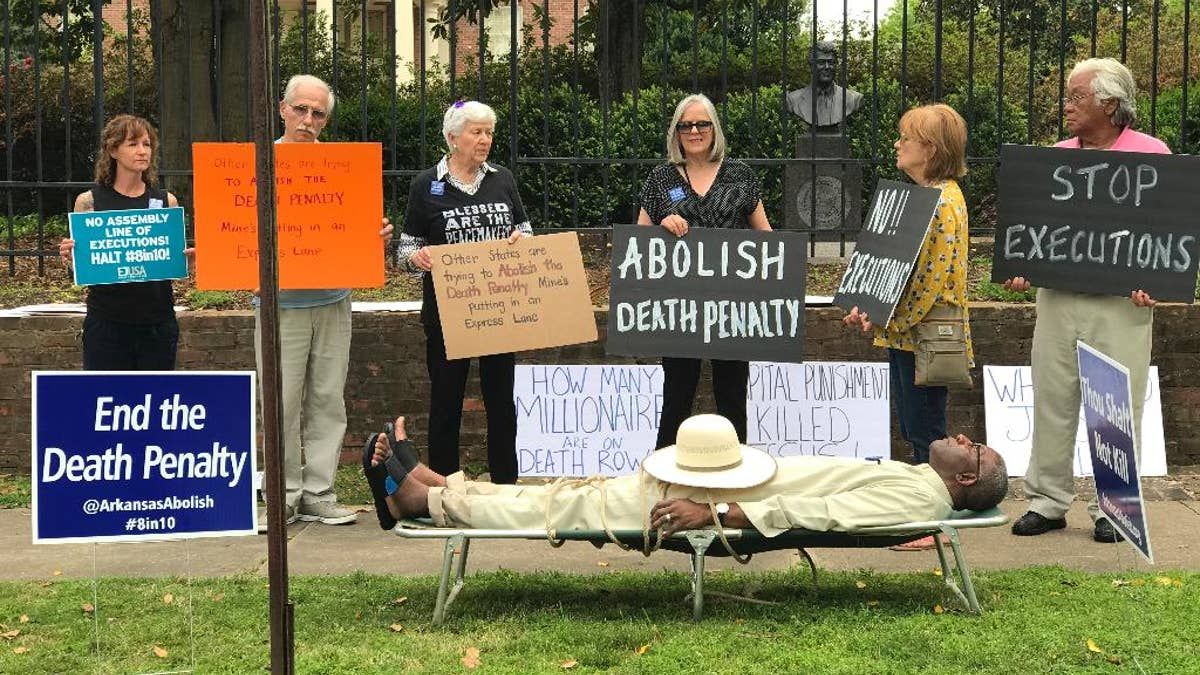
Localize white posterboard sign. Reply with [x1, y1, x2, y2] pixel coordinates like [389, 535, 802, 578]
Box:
[982, 365, 1167, 477]
[746, 361, 891, 459]
[516, 365, 663, 477]
[516, 361, 891, 477]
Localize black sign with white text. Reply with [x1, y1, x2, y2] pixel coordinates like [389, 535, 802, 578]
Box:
[991, 144, 1200, 302]
[606, 226, 807, 362]
[833, 179, 942, 326]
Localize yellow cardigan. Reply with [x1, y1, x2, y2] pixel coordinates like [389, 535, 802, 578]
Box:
[872, 178, 975, 367]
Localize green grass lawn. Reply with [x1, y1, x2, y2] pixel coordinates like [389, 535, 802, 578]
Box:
[0, 568, 1194, 673]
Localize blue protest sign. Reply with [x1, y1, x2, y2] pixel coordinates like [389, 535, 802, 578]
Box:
[1076, 342, 1154, 563]
[68, 207, 188, 286]
[31, 372, 257, 543]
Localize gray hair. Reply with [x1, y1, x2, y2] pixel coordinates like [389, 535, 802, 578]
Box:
[1070, 58, 1138, 127]
[442, 101, 497, 154]
[282, 74, 335, 112]
[665, 94, 727, 165]
[961, 453, 1009, 512]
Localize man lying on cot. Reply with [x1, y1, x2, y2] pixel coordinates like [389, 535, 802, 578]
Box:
[363, 413, 1008, 545]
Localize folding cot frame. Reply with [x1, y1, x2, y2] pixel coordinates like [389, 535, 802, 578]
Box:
[392, 507, 1008, 625]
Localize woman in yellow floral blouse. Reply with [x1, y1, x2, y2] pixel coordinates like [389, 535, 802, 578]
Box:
[844, 103, 973, 471]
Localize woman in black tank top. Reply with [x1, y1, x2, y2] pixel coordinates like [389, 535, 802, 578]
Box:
[57, 115, 185, 370]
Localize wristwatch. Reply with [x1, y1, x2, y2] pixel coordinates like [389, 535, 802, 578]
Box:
[715, 502, 730, 526]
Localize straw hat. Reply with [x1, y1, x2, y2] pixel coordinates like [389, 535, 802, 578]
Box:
[642, 414, 776, 489]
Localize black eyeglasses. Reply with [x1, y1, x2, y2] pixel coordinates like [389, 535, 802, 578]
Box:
[289, 103, 328, 121]
[675, 120, 714, 133]
[968, 442, 983, 477]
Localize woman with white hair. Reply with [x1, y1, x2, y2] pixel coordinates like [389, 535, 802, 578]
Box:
[399, 100, 532, 485]
[636, 93, 772, 449]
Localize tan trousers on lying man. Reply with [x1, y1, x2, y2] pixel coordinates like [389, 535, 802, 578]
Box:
[426, 456, 955, 537]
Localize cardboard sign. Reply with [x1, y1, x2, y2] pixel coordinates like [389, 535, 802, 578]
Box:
[68, 207, 187, 285]
[833, 179, 942, 326]
[191, 142, 385, 290]
[991, 144, 1200, 302]
[515, 361, 890, 477]
[1077, 342, 1153, 562]
[982, 365, 1166, 477]
[31, 372, 257, 544]
[606, 226, 808, 363]
[431, 232, 597, 359]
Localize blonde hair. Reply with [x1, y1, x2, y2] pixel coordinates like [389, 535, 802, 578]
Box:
[898, 103, 968, 181]
[665, 94, 726, 164]
[94, 115, 159, 187]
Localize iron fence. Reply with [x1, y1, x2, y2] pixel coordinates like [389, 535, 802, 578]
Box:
[2, 0, 1197, 273]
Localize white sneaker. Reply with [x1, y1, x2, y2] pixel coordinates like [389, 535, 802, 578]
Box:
[297, 501, 357, 525]
[257, 504, 297, 533]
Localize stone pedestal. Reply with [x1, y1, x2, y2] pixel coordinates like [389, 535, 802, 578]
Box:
[783, 133, 862, 240]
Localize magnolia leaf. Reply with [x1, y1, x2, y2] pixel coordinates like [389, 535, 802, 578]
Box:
[1, 629, 20, 639]
[13, 646, 28, 654]
[462, 647, 482, 669]
[635, 644, 650, 655]
[867, 600, 880, 607]
[389, 623, 404, 633]
[81, 603, 94, 614]
[597, 561, 610, 568]
[391, 596, 408, 606]
[1087, 638, 1104, 654]
[932, 569, 943, 577]
[855, 581, 867, 589]
[1106, 654, 1122, 665]
[932, 604, 944, 615]
[561, 659, 578, 669]
[162, 593, 174, 605]
[18, 615, 29, 624]
[153, 645, 168, 659]
[1155, 576, 1174, 586]
[52, 570, 62, 577]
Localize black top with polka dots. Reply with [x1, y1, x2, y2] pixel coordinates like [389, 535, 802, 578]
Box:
[638, 160, 762, 230]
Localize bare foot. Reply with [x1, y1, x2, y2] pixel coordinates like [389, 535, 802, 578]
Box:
[389, 415, 448, 488]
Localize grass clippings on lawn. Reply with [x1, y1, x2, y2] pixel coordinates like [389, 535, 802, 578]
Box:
[0, 568, 1195, 673]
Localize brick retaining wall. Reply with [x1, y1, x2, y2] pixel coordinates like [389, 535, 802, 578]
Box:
[2, 304, 1198, 472]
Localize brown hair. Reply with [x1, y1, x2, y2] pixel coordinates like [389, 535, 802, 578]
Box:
[898, 103, 968, 181]
[94, 115, 159, 187]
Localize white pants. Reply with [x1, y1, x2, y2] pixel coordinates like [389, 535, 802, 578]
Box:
[256, 297, 352, 509]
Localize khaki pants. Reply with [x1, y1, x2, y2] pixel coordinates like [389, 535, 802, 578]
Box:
[256, 297, 352, 509]
[1025, 289, 1152, 521]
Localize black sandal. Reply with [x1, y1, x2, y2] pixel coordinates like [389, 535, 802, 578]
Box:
[384, 421, 421, 472]
[362, 433, 400, 530]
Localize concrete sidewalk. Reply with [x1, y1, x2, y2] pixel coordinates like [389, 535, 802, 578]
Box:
[2, 500, 1197, 582]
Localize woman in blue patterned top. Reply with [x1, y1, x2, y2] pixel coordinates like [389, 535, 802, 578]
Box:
[637, 93, 772, 448]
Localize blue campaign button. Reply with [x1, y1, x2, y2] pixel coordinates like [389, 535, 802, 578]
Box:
[430, 181, 446, 196]
[668, 186, 686, 202]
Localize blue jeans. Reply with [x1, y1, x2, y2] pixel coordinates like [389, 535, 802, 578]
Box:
[888, 348, 947, 464]
[82, 314, 179, 370]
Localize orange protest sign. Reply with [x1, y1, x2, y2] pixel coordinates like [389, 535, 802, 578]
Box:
[192, 142, 385, 290]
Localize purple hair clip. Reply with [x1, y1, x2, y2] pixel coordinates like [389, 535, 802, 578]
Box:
[452, 100, 467, 109]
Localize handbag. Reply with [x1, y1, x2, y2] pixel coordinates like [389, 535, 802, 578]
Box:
[913, 304, 973, 388]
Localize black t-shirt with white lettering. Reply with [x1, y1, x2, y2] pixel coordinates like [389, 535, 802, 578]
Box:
[404, 165, 529, 325]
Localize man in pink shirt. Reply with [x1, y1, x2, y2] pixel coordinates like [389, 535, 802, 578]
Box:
[1004, 58, 1168, 543]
